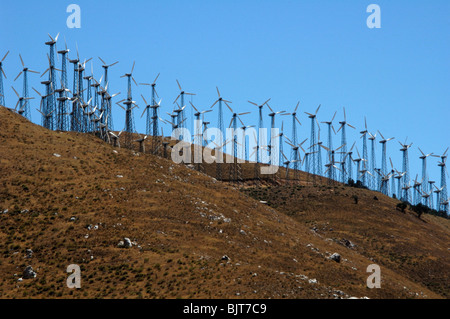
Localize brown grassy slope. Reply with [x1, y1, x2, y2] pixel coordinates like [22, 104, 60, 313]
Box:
[0, 106, 447, 299]
[242, 184, 450, 298]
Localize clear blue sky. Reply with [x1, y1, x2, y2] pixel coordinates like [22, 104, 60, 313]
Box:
[1, 0, 449, 184]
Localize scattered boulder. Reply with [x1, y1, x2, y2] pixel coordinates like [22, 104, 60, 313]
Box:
[124, 238, 132, 248]
[221, 255, 230, 261]
[53, 153, 61, 158]
[329, 253, 341, 263]
[25, 249, 33, 259]
[117, 238, 133, 248]
[23, 266, 36, 279]
[340, 238, 356, 249]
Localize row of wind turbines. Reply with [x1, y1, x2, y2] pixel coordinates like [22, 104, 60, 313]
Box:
[0, 33, 448, 215]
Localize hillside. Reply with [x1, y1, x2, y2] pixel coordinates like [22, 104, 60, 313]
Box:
[0, 106, 448, 299]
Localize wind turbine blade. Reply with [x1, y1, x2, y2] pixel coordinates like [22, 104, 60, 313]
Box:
[11, 86, 20, 98]
[1, 50, 9, 62]
[32, 87, 42, 96]
[141, 94, 148, 105]
[189, 101, 198, 112]
[210, 99, 220, 109]
[294, 101, 300, 113]
[315, 104, 321, 115]
[418, 147, 425, 156]
[153, 73, 160, 84]
[14, 71, 23, 82]
[41, 68, 49, 78]
[19, 54, 25, 67]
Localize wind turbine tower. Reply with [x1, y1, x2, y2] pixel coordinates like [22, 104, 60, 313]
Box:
[211, 87, 232, 155]
[437, 148, 448, 214]
[337, 107, 356, 183]
[248, 98, 271, 167]
[174, 80, 195, 132]
[305, 104, 322, 178]
[99, 57, 119, 130]
[14, 54, 39, 120]
[360, 117, 369, 187]
[119, 61, 139, 148]
[140, 73, 160, 137]
[45, 33, 60, 129]
[321, 111, 337, 167]
[399, 140, 413, 203]
[282, 101, 302, 173]
[0, 51, 9, 107]
[368, 132, 377, 190]
[378, 130, 394, 186]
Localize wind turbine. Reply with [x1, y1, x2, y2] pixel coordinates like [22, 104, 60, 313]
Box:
[286, 138, 308, 180]
[321, 111, 337, 165]
[140, 73, 160, 137]
[437, 147, 448, 214]
[412, 175, 423, 205]
[98, 56, 119, 95]
[377, 170, 393, 196]
[239, 120, 255, 162]
[343, 142, 356, 183]
[377, 130, 395, 181]
[434, 185, 444, 212]
[0, 50, 9, 107]
[174, 80, 196, 131]
[418, 148, 438, 205]
[45, 33, 60, 126]
[399, 139, 413, 203]
[11, 86, 34, 117]
[336, 107, 356, 183]
[266, 103, 285, 167]
[248, 98, 271, 165]
[13, 54, 39, 120]
[305, 104, 322, 177]
[120, 61, 138, 147]
[360, 117, 370, 184]
[282, 101, 302, 174]
[320, 143, 345, 184]
[190, 101, 212, 169]
[368, 132, 377, 190]
[211, 87, 232, 155]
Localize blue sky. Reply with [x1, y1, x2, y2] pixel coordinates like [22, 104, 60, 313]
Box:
[0, 0, 449, 186]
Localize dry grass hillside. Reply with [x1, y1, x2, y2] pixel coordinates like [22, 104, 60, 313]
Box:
[0, 106, 448, 299]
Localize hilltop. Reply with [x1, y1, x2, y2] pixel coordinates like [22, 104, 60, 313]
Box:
[0, 106, 448, 299]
